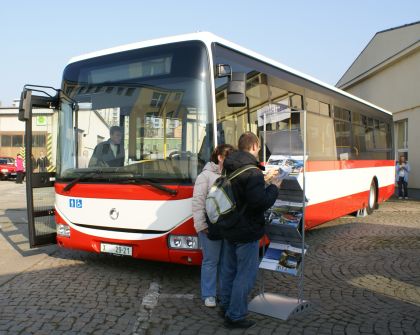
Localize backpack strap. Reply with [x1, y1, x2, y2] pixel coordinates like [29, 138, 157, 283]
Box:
[228, 165, 259, 181]
[227, 164, 259, 220]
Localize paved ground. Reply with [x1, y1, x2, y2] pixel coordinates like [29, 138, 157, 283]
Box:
[0, 181, 419, 334]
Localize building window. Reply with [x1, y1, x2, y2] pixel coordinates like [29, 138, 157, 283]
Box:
[150, 92, 167, 108]
[11, 136, 21, 147]
[1, 135, 11, 147]
[32, 134, 46, 147]
[1, 134, 25, 147]
[396, 119, 408, 159]
[12, 135, 23, 147]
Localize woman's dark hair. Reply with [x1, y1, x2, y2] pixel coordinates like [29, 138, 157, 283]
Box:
[210, 144, 235, 164]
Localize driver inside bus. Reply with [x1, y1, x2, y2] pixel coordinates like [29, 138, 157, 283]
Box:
[89, 126, 125, 167]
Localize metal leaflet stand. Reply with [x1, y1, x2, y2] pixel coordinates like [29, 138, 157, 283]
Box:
[248, 109, 310, 320]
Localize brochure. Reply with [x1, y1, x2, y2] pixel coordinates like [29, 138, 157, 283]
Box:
[265, 154, 304, 176]
[266, 206, 302, 228]
[264, 166, 289, 185]
[259, 242, 307, 275]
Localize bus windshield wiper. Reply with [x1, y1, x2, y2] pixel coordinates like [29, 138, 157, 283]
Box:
[63, 171, 178, 196]
[63, 170, 104, 192]
[62, 169, 132, 192]
[122, 177, 178, 196]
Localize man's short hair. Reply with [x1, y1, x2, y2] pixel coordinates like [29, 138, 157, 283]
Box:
[110, 126, 122, 136]
[238, 132, 259, 151]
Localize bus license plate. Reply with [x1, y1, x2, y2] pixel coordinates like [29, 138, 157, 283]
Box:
[100, 243, 132, 256]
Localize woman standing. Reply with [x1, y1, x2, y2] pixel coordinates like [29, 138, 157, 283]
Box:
[192, 144, 234, 307]
[396, 155, 410, 199]
[15, 154, 25, 184]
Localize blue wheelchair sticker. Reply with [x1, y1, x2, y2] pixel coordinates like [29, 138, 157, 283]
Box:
[69, 198, 83, 208]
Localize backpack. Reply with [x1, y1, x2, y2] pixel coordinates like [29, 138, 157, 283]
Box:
[205, 165, 259, 229]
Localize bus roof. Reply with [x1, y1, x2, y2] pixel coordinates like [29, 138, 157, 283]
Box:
[68, 32, 392, 116]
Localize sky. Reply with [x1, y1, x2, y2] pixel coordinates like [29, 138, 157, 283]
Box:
[0, 0, 419, 106]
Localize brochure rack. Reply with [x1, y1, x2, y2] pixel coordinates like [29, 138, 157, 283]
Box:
[248, 109, 310, 320]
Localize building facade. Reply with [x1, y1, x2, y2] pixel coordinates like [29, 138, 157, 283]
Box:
[337, 21, 420, 188]
[0, 108, 55, 166]
[0, 107, 110, 171]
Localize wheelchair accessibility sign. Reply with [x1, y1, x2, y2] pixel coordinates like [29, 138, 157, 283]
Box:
[69, 198, 83, 208]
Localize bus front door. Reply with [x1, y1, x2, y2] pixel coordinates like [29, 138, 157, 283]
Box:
[19, 88, 58, 247]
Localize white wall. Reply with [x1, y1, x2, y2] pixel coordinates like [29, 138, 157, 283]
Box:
[345, 50, 420, 188]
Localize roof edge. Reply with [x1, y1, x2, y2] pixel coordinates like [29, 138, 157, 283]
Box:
[338, 41, 420, 89]
[376, 20, 420, 34]
[336, 21, 420, 87]
[68, 32, 218, 64]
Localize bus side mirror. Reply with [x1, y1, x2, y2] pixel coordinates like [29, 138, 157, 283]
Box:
[18, 89, 32, 121]
[227, 72, 246, 107]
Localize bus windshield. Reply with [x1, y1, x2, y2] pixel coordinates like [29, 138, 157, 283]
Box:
[57, 41, 213, 184]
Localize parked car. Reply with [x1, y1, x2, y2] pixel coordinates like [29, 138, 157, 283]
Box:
[0, 157, 17, 180]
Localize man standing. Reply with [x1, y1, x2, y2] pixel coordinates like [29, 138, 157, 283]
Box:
[37, 152, 49, 172]
[31, 154, 37, 172]
[219, 132, 279, 329]
[89, 126, 125, 167]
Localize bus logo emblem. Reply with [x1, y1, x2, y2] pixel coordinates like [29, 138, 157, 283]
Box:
[109, 208, 119, 220]
[69, 199, 83, 208]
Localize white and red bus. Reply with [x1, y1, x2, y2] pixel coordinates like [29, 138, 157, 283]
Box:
[19, 32, 394, 265]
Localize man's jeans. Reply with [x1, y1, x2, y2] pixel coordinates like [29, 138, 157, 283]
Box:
[219, 239, 259, 321]
[198, 231, 223, 299]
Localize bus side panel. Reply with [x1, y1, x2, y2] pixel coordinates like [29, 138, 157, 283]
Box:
[378, 183, 395, 203]
[305, 183, 395, 230]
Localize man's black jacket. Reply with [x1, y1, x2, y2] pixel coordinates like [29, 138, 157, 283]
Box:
[222, 150, 278, 243]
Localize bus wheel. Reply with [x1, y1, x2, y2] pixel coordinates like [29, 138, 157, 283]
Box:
[366, 181, 377, 215]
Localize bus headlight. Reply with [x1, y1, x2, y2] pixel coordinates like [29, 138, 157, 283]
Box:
[57, 224, 70, 237]
[1, 169, 8, 173]
[168, 235, 199, 249]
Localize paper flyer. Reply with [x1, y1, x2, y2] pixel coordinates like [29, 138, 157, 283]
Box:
[259, 242, 307, 275]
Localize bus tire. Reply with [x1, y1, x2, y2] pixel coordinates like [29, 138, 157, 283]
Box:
[366, 180, 377, 215]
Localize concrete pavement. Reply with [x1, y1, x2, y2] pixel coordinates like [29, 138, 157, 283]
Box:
[0, 181, 55, 287]
[0, 181, 419, 334]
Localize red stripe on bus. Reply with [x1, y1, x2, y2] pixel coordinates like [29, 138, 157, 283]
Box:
[305, 183, 394, 229]
[306, 160, 395, 172]
[55, 183, 193, 200]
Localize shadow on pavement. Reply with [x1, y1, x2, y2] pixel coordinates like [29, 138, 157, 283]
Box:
[0, 208, 56, 257]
